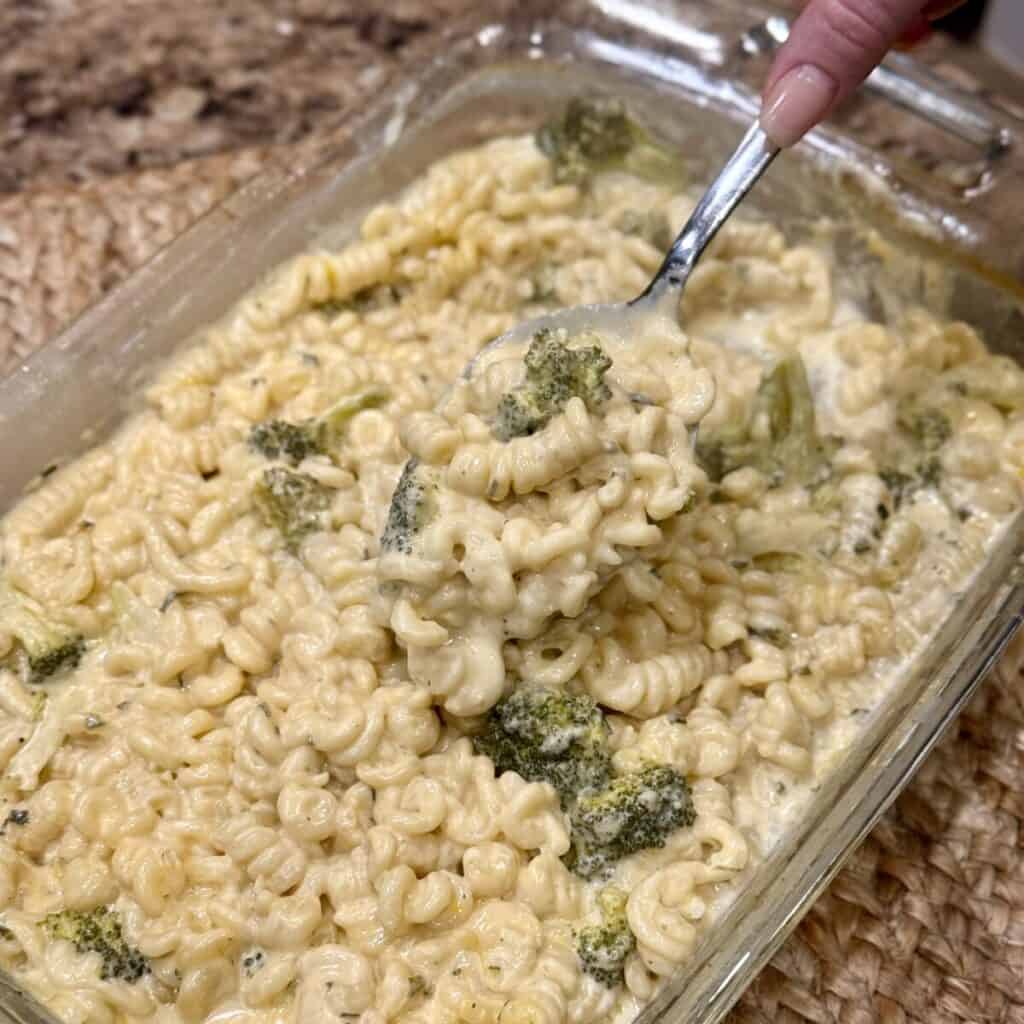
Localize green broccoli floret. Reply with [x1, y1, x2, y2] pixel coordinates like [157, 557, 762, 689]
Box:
[249, 388, 389, 465]
[536, 98, 681, 186]
[474, 687, 611, 805]
[474, 687, 695, 879]
[248, 421, 321, 465]
[880, 459, 944, 509]
[873, 389, 953, 509]
[380, 459, 437, 555]
[696, 356, 838, 487]
[494, 328, 613, 441]
[44, 907, 149, 983]
[879, 468, 915, 509]
[253, 467, 332, 550]
[567, 765, 695, 880]
[899, 406, 952, 452]
[576, 888, 635, 988]
[918, 455, 942, 488]
[0, 581, 84, 684]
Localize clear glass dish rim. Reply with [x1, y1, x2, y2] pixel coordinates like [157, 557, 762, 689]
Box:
[0, 5, 1023, 1024]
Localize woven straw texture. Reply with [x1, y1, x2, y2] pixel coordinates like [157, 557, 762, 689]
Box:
[3, 142, 1024, 1024]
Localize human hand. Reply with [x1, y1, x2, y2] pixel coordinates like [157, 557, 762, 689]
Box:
[760, 1, 968, 146]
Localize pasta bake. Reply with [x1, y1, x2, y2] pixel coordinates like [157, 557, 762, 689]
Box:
[0, 102, 1021, 1024]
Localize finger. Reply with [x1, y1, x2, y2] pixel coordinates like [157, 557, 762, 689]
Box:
[761, 0, 930, 147]
[896, 15, 933, 48]
[897, 2, 969, 50]
[923, 0, 969, 18]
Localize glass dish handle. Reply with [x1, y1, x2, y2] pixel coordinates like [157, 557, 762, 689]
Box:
[742, 14, 1014, 157]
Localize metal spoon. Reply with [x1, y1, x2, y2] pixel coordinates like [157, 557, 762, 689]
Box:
[462, 122, 779, 381]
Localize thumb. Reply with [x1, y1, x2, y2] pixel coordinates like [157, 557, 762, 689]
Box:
[760, 0, 931, 147]
[898, 2, 971, 48]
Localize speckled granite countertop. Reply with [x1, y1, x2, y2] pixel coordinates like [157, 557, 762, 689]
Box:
[9, 0, 1024, 198]
[0, 0, 477, 194]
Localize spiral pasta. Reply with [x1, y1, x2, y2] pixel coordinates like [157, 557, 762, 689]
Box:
[0, 122, 1019, 1024]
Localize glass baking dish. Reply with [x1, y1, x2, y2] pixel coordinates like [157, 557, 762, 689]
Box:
[2, 2, 1024, 1023]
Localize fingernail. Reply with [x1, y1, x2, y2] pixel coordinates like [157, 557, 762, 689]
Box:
[760, 65, 839, 148]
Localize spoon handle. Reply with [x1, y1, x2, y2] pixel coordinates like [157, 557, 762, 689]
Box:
[636, 124, 780, 307]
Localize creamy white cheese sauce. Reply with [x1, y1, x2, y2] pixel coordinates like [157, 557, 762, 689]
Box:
[0, 132, 1020, 1024]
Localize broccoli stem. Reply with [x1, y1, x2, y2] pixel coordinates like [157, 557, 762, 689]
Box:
[380, 459, 436, 555]
[696, 356, 838, 488]
[0, 581, 84, 684]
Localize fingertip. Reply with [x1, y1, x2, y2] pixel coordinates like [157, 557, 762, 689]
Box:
[760, 64, 839, 148]
[761, 0, 930, 140]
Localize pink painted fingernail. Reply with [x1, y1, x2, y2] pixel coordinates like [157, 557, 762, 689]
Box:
[760, 65, 839, 148]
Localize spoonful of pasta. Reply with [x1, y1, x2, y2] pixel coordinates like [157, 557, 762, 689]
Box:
[376, 109, 778, 717]
[384, 107, 779, 509]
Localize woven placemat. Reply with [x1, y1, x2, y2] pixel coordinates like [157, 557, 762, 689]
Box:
[0, 148, 270, 373]
[3, 146, 1024, 1024]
